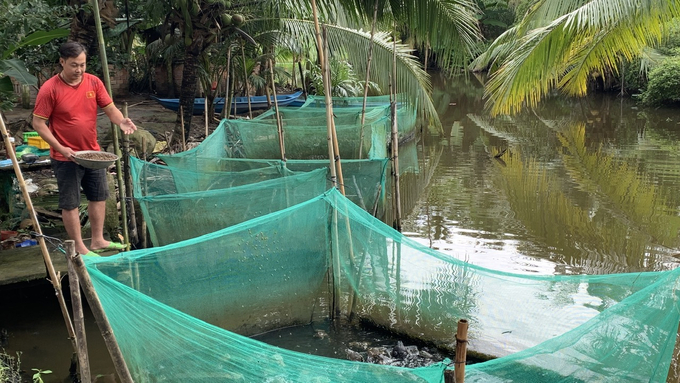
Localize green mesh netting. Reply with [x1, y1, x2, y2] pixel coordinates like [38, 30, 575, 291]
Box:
[156, 155, 391, 221]
[87, 189, 680, 382]
[298, 94, 395, 108]
[169, 102, 414, 160]
[129, 156, 330, 246]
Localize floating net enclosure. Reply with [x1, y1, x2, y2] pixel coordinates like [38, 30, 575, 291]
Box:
[172, 100, 415, 161]
[87, 189, 680, 382]
[129, 156, 331, 245]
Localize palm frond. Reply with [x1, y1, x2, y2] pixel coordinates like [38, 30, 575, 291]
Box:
[280, 18, 439, 128]
[484, 0, 680, 115]
[393, 0, 482, 70]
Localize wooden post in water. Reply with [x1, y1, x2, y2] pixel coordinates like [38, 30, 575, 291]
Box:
[389, 25, 402, 231]
[65, 240, 91, 383]
[69, 252, 134, 383]
[455, 319, 469, 383]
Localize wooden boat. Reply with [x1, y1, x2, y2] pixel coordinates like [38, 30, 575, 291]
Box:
[152, 90, 304, 115]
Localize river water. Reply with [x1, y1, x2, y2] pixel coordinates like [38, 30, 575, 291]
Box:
[2, 72, 680, 381]
[402, 72, 680, 276]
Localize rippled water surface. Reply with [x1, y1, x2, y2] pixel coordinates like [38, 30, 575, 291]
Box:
[401, 73, 680, 276]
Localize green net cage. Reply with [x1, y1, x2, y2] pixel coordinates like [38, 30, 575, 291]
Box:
[86, 188, 680, 382]
[157, 139, 393, 223]
[129, 156, 331, 246]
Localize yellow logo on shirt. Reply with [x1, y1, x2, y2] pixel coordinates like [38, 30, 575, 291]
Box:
[86, 91, 95, 98]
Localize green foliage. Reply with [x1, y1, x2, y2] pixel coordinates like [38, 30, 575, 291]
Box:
[0, 0, 75, 76]
[640, 56, 680, 106]
[477, 0, 515, 40]
[658, 20, 680, 56]
[510, 0, 533, 23]
[306, 58, 379, 97]
[0, 350, 22, 383]
[619, 58, 647, 94]
[31, 368, 52, 383]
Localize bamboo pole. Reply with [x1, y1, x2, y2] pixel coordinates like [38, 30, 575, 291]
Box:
[0, 115, 78, 353]
[358, 0, 380, 159]
[390, 26, 402, 231]
[268, 58, 285, 161]
[291, 54, 297, 88]
[310, 0, 337, 189]
[122, 103, 137, 247]
[298, 60, 307, 97]
[323, 27, 346, 195]
[241, 43, 252, 119]
[179, 105, 186, 152]
[204, 88, 209, 136]
[91, 0, 129, 247]
[221, 47, 232, 120]
[455, 319, 469, 383]
[69, 252, 134, 383]
[65, 240, 91, 383]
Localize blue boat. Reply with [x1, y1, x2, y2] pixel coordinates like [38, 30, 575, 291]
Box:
[152, 90, 304, 115]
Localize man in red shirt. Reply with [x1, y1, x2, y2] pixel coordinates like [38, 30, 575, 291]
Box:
[32, 41, 137, 257]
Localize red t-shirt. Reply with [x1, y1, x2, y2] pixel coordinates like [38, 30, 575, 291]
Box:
[33, 72, 113, 161]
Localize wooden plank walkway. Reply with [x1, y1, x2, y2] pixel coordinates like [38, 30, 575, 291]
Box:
[0, 239, 119, 286]
[0, 245, 67, 286]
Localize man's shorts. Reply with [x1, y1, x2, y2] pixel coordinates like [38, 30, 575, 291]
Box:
[51, 159, 109, 210]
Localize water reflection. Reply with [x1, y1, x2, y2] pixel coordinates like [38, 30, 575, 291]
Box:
[402, 73, 680, 275]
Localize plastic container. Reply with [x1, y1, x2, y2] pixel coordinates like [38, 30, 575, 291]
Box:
[1, 230, 18, 241]
[28, 136, 49, 149]
[15, 239, 37, 247]
[23, 131, 39, 142]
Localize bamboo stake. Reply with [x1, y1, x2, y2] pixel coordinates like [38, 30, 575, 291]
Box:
[221, 47, 232, 120]
[291, 54, 297, 88]
[92, 0, 128, 246]
[0, 115, 78, 354]
[390, 26, 402, 232]
[310, 0, 337, 189]
[268, 58, 286, 161]
[65, 240, 91, 383]
[140, 140, 148, 250]
[122, 103, 137, 247]
[298, 60, 307, 97]
[204, 88, 209, 137]
[455, 319, 469, 383]
[69, 252, 133, 383]
[323, 27, 346, 195]
[179, 105, 186, 152]
[358, 0, 380, 159]
[241, 43, 253, 119]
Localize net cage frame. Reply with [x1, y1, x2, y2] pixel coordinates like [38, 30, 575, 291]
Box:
[86, 189, 680, 382]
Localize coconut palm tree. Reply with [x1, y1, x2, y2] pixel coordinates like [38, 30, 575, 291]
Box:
[141, 0, 482, 139]
[475, 0, 680, 116]
[268, 0, 483, 129]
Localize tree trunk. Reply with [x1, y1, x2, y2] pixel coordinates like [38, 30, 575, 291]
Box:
[176, 37, 203, 142]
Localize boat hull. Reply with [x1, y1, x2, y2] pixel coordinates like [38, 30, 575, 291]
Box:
[152, 91, 304, 115]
